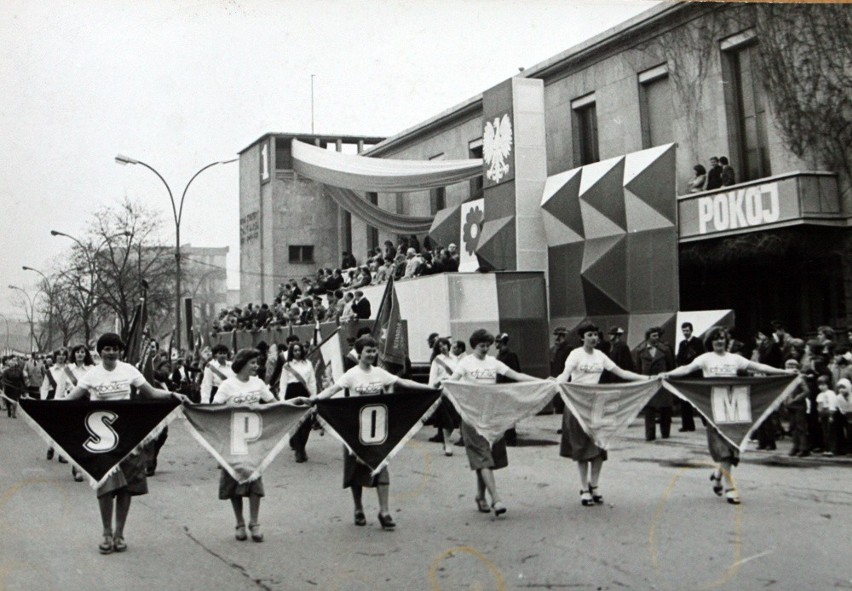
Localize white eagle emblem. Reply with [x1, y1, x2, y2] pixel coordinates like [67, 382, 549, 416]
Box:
[483, 114, 513, 183]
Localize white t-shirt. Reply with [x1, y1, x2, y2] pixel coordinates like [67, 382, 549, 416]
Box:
[558, 348, 616, 384]
[816, 389, 837, 413]
[452, 355, 510, 385]
[336, 365, 399, 397]
[213, 376, 276, 405]
[77, 361, 147, 401]
[687, 351, 750, 378]
[428, 354, 458, 387]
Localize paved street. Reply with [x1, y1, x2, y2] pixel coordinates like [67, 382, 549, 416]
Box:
[1, 410, 850, 591]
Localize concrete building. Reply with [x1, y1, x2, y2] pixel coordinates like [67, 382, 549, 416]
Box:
[238, 2, 850, 337]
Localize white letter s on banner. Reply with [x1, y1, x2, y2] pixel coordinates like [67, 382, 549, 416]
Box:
[84, 411, 119, 453]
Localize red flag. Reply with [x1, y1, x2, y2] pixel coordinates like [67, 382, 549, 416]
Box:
[124, 295, 148, 366]
[371, 276, 407, 370]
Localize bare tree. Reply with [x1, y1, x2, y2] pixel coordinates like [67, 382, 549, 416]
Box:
[85, 198, 177, 341]
[753, 4, 852, 187]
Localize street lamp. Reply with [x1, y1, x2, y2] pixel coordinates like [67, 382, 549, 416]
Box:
[22, 265, 53, 349]
[115, 154, 237, 352]
[51, 230, 128, 343]
[9, 284, 39, 352]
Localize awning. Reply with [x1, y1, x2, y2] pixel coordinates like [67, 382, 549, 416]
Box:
[322, 185, 434, 234]
[292, 139, 483, 193]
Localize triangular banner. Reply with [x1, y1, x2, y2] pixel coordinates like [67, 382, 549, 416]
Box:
[556, 379, 662, 449]
[442, 381, 556, 445]
[182, 402, 311, 483]
[315, 389, 442, 475]
[662, 376, 801, 452]
[18, 399, 181, 489]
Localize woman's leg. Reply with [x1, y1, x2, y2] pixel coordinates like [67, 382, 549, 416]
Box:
[350, 484, 364, 513]
[98, 495, 114, 535]
[112, 492, 132, 539]
[478, 468, 500, 504]
[589, 457, 603, 489]
[230, 497, 245, 526]
[248, 495, 261, 525]
[442, 429, 454, 454]
[576, 461, 590, 491]
[376, 484, 390, 515]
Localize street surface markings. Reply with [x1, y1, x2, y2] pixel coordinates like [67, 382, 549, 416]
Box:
[391, 439, 434, 503]
[429, 546, 506, 591]
[648, 461, 743, 590]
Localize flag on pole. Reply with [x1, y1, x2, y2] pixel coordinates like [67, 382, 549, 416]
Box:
[555, 379, 663, 449]
[662, 375, 800, 452]
[442, 381, 557, 445]
[371, 275, 407, 371]
[315, 389, 442, 475]
[306, 329, 346, 392]
[124, 294, 148, 366]
[182, 402, 311, 483]
[17, 398, 181, 488]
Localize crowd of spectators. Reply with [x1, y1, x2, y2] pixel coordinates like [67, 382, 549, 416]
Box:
[211, 236, 461, 334]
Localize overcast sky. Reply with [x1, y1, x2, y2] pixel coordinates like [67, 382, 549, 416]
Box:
[1, 0, 658, 318]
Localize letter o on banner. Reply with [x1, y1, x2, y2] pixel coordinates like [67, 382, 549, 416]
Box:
[359, 404, 388, 445]
[84, 410, 120, 453]
[231, 411, 262, 455]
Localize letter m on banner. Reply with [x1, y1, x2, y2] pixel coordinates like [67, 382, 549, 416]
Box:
[710, 385, 751, 423]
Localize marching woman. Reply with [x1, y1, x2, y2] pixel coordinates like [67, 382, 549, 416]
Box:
[65, 333, 188, 555]
[663, 326, 793, 504]
[41, 349, 68, 465]
[305, 335, 439, 530]
[280, 341, 317, 463]
[428, 337, 459, 457]
[556, 322, 647, 506]
[446, 329, 540, 517]
[61, 345, 95, 481]
[212, 348, 278, 543]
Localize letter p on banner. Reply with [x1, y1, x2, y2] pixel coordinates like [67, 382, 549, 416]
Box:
[231, 411, 262, 455]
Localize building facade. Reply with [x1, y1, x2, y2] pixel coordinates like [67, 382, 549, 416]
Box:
[238, 3, 850, 336]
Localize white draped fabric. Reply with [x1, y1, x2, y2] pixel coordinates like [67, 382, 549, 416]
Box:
[292, 139, 483, 192]
[322, 185, 434, 234]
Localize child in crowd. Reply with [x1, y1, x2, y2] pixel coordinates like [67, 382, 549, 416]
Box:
[783, 358, 811, 457]
[815, 375, 838, 456]
[833, 378, 850, 455]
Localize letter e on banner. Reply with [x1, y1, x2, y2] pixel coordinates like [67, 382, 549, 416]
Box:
[359, 404, 388, 445]
[711, 386, 752, 423]
[590, 394, 620, 427]
[231, 411, 262, 455]
[84, 410, 119, 453]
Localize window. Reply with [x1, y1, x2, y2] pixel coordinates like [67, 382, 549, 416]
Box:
[727, 42, 771, 181]
[367, 192, 379, 251]
[469, 139, 484, 198]
[638, 65, 673, 148]
[429, 154, 446, 214]
[289, 245, 314, 264]
[572, 94, 599, 166]
[275, 137, 292, 170]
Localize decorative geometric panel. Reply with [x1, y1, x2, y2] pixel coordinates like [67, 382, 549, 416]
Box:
[542, 143, 679, 343]
[428, 204, 461, 251]
[475, 216, 515, 271]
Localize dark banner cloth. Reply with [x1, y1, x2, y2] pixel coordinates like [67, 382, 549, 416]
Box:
[315, 389, 442, 475]
[18, 399, 181, 488]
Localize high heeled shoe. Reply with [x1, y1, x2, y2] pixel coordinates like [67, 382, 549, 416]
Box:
[112, 536, 127, 552]
[710, 472, 723, 496]
[475, 496, 491, 513]
[377, 512, 396, 530]
[99, 533, 114, 555]
[580, 489, 594, 506]
[725, 489, 741, 505]
[589, 485, 603, 504]
[235, 524, 247, 541]
[354, 510, 366, 526]
[248, 523, 264, 542]
[491, 501, 507, 516]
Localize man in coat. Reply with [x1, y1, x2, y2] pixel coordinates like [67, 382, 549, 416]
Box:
[636, 326, 675, 441]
